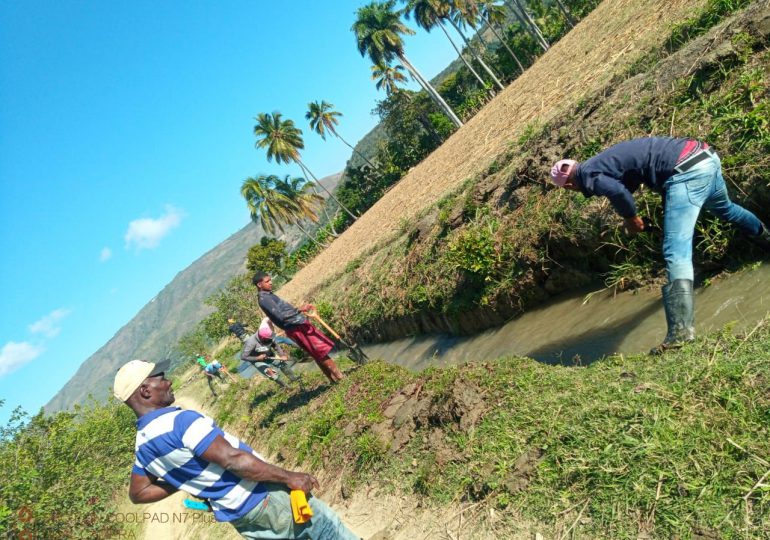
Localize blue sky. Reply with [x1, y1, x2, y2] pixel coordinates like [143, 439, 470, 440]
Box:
[0, 0, 458, 424]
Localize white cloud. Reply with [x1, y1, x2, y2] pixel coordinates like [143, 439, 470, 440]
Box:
[124, 205, 184, 251]
[100, 247, 112, 262]
[0, 342, 45, 377]
[28, 308, 72, 338]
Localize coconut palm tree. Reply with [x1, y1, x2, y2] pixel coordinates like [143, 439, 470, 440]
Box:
[477, 0, 525, 75]
[371, 62, 408, 95]
[306, 100, 377, 170]
[240, 175, 299, 234]
[509, 0, 549, 52]
[352, 0, 463, 128]
[253, 111, 358, 221]
[403, 0, 494, 93]
[241, 174, 327, 247]
[373, 64, 444, 144]
[270, 174, 331, 245]
[271, 174, 325, 222]
[441, 0, 505, 90]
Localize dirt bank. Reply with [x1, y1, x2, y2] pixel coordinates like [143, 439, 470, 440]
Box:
[132, 368, 535, 540]
[279, 0, 707, 305]
[299, 0, 770, 343]
[158, 318, 770, 539]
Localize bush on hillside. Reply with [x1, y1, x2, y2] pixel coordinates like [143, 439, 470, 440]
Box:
[0, 399, 135, 539]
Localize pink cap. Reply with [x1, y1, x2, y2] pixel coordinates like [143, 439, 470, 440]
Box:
[258, 327, 273, 340]
[550, 159, 578, 187]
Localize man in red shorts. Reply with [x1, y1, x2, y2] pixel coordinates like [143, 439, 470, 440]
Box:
[252, 271, 344, 383]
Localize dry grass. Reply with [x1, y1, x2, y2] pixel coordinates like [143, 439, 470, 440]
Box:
[279, 0, 708, 304]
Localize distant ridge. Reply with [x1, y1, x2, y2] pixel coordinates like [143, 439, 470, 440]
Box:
[45, 173, 342, 413]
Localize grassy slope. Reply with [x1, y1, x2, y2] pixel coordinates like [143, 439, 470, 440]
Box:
[208, 318, 770, 539]
[302, 0, 770, 341]
[279, 0, 708, 306]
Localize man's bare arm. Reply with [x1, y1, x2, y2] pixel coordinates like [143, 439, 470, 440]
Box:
[128, 472, 178, 504]
[201, 435, 318, 492]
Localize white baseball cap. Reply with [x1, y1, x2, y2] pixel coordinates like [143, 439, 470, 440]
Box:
[113, 359, 165, 402]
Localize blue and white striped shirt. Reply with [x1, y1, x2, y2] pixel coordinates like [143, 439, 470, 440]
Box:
[132, 407, 268, 522]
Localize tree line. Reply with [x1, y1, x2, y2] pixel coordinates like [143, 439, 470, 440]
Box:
[239, 0, 599, 283]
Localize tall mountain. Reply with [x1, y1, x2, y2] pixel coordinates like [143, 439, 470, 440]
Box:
[45, 173, 342, 413]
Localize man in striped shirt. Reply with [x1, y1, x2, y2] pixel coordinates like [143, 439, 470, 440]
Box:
[115, 359, 359, 539]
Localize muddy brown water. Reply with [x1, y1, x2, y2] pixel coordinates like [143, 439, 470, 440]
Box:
[359, 263, 770, 369]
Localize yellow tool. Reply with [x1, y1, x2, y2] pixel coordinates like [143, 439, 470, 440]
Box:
[290, 490, 313, 524]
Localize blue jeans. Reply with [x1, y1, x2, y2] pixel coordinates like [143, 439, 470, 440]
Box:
[663, 152, 762, 281]
[274, 336, 298, 348]
[230, 484, 360, 539]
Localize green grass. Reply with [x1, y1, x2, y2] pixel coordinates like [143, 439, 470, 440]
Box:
[215, 320, 770, 538]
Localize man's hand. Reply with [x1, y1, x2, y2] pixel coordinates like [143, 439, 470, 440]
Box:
[299, 303, 315, 313]
[624, 215, 645, 235]
[286, 471, 320, 493]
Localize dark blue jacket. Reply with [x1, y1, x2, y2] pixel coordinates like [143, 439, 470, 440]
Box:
[575, 137, 689, 218]
[257, 290, 306, 330]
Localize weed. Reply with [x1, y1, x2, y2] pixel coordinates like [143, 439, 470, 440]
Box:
[345, 256, 363, 273]
[517, 120, 544, 147]
[446, 212, 501, 280]
[353, 432, 386, 471]
[667, 0, 752, 53]
[575, 137, 604, 160]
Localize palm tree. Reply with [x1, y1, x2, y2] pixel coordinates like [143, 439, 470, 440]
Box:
[240, 175, 299, 234]
[253, 111, 358, 221]
[554, 0, 576, 29]
[271, 174, 325, 222]
[442, 0, 505, 90]
[352, 0, 463, 128]
[509, 0, 549, 52]
[270, 174, 331, 245]
[403, 0, 493, 93]
[371, 63, 408, 95]
[477, 0, 525, 75]
[240, 174, 326, 247]
[373, 65, 444, 144]
[306, 100, 377, 170]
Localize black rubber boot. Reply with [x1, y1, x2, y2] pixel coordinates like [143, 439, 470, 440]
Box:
[749, 222, 770, 250]
[650, 279, 695, 355]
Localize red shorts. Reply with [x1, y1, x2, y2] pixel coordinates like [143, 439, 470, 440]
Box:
[284, 322, 335, 361]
